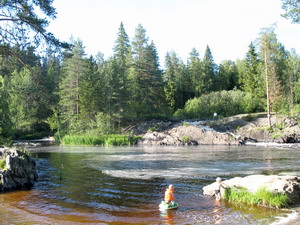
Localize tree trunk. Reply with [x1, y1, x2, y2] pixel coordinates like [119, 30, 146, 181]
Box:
[264, 49, 272, 127]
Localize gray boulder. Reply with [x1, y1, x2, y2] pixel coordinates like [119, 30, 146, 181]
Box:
[0, 147, 38, 192]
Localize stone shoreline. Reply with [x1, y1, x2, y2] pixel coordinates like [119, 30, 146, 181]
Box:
[125, 113, 300, 146]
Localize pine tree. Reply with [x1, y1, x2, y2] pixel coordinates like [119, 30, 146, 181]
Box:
[127, 24, 165, 119]
[239, 42, 261, 94]
[202, 45, 217, 93]
[80, 56, 104, 123]
[217, 60, 239, 91]
[113, 22, 130, 66]
[0, 0, 68, 64]
[187, 48, 202, 97]
[59, 38, 87, 133]
[260, 26, 287, 125]
[111, 22, 131, 123]
[164, 51, 188, 112]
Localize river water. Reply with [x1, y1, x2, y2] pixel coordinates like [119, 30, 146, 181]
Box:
[1, 145, 300, 224]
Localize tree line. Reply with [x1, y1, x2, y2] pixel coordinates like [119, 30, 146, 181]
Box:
[0, 0, 300, 141]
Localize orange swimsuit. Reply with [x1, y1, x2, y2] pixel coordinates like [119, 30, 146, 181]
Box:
[164, 188, 174, 202]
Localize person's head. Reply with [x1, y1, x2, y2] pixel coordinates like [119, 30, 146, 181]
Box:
[216, 177, 222, 183]
[168, 184, 174, 191]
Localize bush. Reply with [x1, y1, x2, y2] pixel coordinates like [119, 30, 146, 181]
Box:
[174, 90, 246, 119]
[181, 136, 189, 143]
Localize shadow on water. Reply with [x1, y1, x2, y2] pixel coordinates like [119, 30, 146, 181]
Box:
[0, 145, 299, 224]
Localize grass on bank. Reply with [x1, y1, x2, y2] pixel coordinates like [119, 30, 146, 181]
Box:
[61, 134, 142, 146]
[0, 158, 7, 170]
[223, 187, 290, 208]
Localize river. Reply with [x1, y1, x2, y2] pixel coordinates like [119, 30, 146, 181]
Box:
[1, 145, 300, 224]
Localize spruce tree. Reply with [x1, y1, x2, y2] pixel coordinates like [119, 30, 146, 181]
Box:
[187, 48, 202, 97]
[217, 60, 239, 91]
[127, 24, 165, 119]
[164, 51, 188, 112]
[202, 45, 217, 93]
[59, 38, 87, 133]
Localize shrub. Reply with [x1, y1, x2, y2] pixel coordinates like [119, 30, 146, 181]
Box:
[174, 90, 246, 119]
[181, 136, 189, 143]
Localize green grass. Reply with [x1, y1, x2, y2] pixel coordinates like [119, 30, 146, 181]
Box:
[0, 158, 7, 170]
[272, 134, 283, 139]
[61, 134, 142, 146]
[182, 122, 190, 126]
[181, 136, 190, 143]
[224, 187, 290, 208]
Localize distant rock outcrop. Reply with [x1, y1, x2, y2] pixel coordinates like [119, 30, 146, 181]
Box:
[126, 114, 300, 146]
[0, 147, 38, 192]
[139, 124, 239, 145]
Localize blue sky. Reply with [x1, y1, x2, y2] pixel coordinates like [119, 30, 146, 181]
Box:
[48, 0, 300, 65]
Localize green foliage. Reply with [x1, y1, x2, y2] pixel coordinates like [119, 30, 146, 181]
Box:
[181, 136, 189, 143]
[147, 124, 159, 133]
[0, 158, 7, 170]
[0, 0, 68, 56]
[224, 187, 290, 208]
[281, 0, 300, 23]
[175, 90, 246, 119]
[0, 76, 12, 137]
[61, 134, 141, 146]
[272, 134, 283, 139]
[1, 21, 300, 140]
[94, 112, 114, 135]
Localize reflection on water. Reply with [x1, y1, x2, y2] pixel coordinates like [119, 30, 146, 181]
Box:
[1, 145, 300, 224]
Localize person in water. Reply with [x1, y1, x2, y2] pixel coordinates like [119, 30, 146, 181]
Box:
[215, 177, 224, 201]
[164, 184, 175, 205]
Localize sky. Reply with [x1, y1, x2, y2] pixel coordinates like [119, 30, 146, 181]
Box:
[47, 0, 300, 65]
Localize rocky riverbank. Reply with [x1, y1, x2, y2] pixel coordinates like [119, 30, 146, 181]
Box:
[0, 147, 38, 192]
[203, 175, 300, 207]
[126, 113, 300, 145]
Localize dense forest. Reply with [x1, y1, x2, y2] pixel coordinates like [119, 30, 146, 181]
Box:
[0, 0, 300, 142]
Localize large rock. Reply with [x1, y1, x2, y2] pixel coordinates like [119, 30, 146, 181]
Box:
[0, 147, 38, 192]
[139, 124, 239, 145]
[203, 175, 300, 204]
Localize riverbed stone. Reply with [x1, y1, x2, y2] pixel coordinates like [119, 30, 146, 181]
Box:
[203, 175, 300, 205]
[0, 147, 38, 192]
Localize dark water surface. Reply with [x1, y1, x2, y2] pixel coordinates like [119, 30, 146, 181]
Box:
[1, 145, 300, 224]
